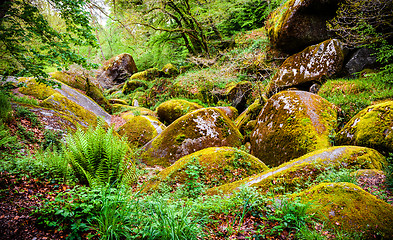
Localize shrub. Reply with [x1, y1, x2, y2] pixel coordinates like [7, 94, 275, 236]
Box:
[0, 91, 11, 122]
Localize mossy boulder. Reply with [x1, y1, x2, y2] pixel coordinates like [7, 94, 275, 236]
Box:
[117, 115, 166, 147]
[265, 0, 341, 53]
[18, 77, 57, 100]
[96, 53, 138, 89]
[296, 182, 393, 238]
[119, 107, 157, 120]
[213, 107, 238, 121]
[207, 146, 387, 195]
[130, 68, 161, 81]
[122, 80, 148, 94]
[266, 39, 345, 98]
[145, 147, 269, 192]
[336, 101, 393, 155]
[161, 63, 179, 77]
[235, 99, 264, 138]
[40, 93, 99, 128]
[109, 99, 128, 105]
[141, 108, 244, 167]
[250, 91, 337, 167]
[156, 99, 203, 125]
[225, 81, 253, 113]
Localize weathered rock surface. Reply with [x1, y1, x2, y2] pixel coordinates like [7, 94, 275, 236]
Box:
[119, 106, 157, 120]
[207, 146, 386, 195]
[265, 0, 341, 53]
[235, 99, 264, 140]
[161, 63, 179, 77]
[213, 106, 238, 121]
[344, 48, 377, 76]
[141, 108, 243, 167]
[117, 115, 166, 147]
[130, 68, 160, 81]
[226, 81, 253, 113]
[296, 182, 393, 238]
[122, 80, 148, 95]
[96, 53, 138, 89]
[144, 147, 269, 192]
[336, 101, 393, 155]
[156, 99, 203, 125]
[266, 39, 345, 98]
[250, 91, 337, 167]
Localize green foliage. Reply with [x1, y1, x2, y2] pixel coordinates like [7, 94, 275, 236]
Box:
[64, 121, 135, 187]
[385, 153, 393, 190]
[182, 157, 206, 198]
[0, 122, 17, 148]
[0, 90, 11, 122]
[41, 129, 64, 151]
[14, 106, 40, 127]
[11, 95, 39, 106]
[314, 167, 357, 184]
[0, 0, 97, 80]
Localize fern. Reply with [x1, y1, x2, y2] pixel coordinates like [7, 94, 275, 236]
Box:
[64, 120, 136, 187]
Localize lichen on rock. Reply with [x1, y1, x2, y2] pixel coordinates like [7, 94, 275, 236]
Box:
[336, 101, 393, 155]
[141, 108, 243, 167]
[250, 90, 338, 167]
[207, 146, 386, 195]
[156, 99, 203, 125]
[144, 147, 269, 192]
[295, 182, 393, 238]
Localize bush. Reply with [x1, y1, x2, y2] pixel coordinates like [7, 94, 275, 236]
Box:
[0, 91, 11, 122]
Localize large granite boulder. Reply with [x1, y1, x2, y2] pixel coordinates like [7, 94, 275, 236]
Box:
[266, 39, 345, 98]
[207, 146, 386, 195]
[156, 99, 203, 125]
[96, 53, 138, 89]
[265, 0, 342, 53]
[144, 147, 269, 192]
[250, 91, 337, 167]
[117, 115, 166, 147]
[296, 182, 393, 238]
[336, 101, 393, 155]
[141, 108, 243, 167]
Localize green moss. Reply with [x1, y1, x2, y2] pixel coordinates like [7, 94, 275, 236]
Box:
[117, 115, 165, 147]
[207, 146, 387, 196]
[144, 147, 269, 192]
[235, 99, 264, 136]
[141, 108, 244, 167]
[295, 182, 393, 238]
[122, 80, 148, 94]
[18, 77, 57, 100]
[109, 99, 128, 105]
[265, 0, 293, 47]
[156, 99, 203, 125]
[119, 107, 157, 121]
[130, 68, 161, 81]
[336, 101, 393, 155]
[40, 93, 98, 127]
[250, 91, 338, 167]
[161, 63, 179, 77]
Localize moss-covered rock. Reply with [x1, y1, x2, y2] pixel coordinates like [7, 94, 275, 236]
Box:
[130, 68, 161, 81]
[141, 108, 244, 167]
[213, 107, 238, 121]
[96, 53, 138, 89]
[207, 146, 387, 195]
[40, 93, 98, 128]
[119, 107, 157, 120]
[296, 182, 393, 238]
[122, 80, 148, 94]
[336, 101, 393, 155]
[18, 77, 57, 100]
[161, 63, 179, 77]
[145, 147, 269, 191]
[250, 91, 337, 167]
[156, 99, 203, 125]
[109, 99, 128, 105]
[266, 39, 345, 98]
[235, 99, 264, 137]
[265, 0, 341, 53]
[225, 81, 253, 113]
[117, 115, 166, 147]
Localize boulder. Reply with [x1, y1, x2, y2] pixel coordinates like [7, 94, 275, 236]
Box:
[18, 77, 57, 100]
[50, 71, 112, 113]
[344, 48, 377, 76]
[117, 115, 166, 147]
[235, 99, 264, 138]
[250, 91, 337, 167]
[265, 0, 341, 53]
[96, 53, 138, 89]
[122, 80, 148, 95]
[207, 146, 386, 195]
[141, 108, 243, 167]
[119, 107, 157, 120]
[161, 63, 179, 77]
[296, 182, 393, 238]
[266, 39, 345, 98]
[144, 147, 269, 192]
[336, 101, 393, 155]
[213, 106, 238, 121]
[156, 99, 203, 125]
[226, 81, 253, 113]
[130, 68, 161, 81]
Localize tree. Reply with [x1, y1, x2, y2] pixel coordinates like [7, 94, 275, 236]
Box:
[0, 0, 98, 82]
